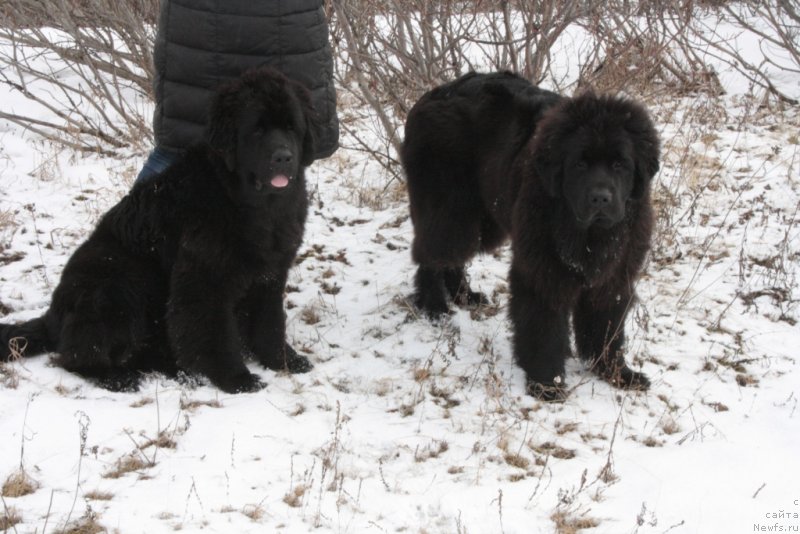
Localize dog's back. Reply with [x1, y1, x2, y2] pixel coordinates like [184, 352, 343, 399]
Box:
[402, 72, 560, 222]
[402, 71, 561, 254]
[401, 71, 562, 317]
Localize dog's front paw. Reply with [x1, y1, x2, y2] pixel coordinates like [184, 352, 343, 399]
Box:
[525, 375, 568, 402]
[281, 344, 312, 374]
[594, 359, 650, 391]
[606, 365, 650, 391]
[261, 344, 312, 374]
[454, 288, 489, 308]
[95, 370, 142, 393]
[412, 292, 452, 320]
[216, 370, 266, 393]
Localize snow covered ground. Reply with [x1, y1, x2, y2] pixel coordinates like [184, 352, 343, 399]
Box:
[1, 16, 799, 534]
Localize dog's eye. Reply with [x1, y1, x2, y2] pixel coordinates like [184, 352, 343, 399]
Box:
[612, 160, 623, 171]
[575, 160, 588, 171]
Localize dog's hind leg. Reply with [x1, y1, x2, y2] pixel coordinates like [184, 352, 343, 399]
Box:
[442, 267, 489, 308]
[409, 188, 483, 318]
[412, 265, 451, 318]
[49, 250, 169, 391]
[440, 212, 506, 309]
[53, 302, 144, 391]
[80, 367, 144, 392]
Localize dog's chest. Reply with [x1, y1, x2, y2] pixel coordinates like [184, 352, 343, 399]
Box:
[555, 230, 625, 288]
[235, 216, 302, 266]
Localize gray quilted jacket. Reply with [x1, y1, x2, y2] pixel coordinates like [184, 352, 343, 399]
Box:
[152, 0, 339, 159]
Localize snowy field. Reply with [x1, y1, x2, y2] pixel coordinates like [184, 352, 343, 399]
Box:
[1, 15, 799, 534]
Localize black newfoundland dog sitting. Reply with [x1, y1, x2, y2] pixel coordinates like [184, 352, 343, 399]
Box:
[0, 68, 315, 393]
[401, 72, 660, 401]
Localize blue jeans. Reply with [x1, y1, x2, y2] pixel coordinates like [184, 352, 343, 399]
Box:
[135, 147, 182, 184]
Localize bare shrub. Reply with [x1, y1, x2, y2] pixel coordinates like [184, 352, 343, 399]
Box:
[0, 0, 796, 173]
[330, 0, 593, 175]
[332, 0, 799, 179]
[690, 0, 800, 105]
[577, 1, 725, 97]
[580, 0, 799, 103]
[0, 0, 157, 155]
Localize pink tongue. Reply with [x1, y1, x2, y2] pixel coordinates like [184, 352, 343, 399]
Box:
[270, 175, 289, 188]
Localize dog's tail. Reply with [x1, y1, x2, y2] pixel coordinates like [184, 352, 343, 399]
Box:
[0, 317, 53, 361]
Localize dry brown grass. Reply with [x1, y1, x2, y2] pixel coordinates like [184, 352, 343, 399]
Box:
[300, 303, 322, 326]
[179, 397, 222, 412]
[0, 504, 22, 531]
[84, 490, 114, 501]
[241, 503, 265, 522]
[414, 440, 449, 463]
[530, 441, 577, 460]
[412, 365, 431, 383]
[1, 469, 39, 497]
[102, 454, 151, 479]
[551, 510, 601, 534]
[54, 512, 106, 534]
[642, 436, 664, 448]
[0, 206, 16, 248]
[0, 361, 20, 389]
[660, 417, 681, 435]
[736, 373, 759, 387]
[282, 484, 307, 508]
[503, 452, 530, 470]
[140, 432, 177, 450]
[129, 396, 154, 408]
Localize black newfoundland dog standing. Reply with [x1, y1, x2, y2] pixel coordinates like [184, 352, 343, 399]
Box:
[401, 72, 660, 401]
[0, 68, 315, 393]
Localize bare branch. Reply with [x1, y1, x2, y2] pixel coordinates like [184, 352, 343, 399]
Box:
[0, 0, 155, 155]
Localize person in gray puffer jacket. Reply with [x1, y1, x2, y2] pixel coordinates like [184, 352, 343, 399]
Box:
[137, 0, 339, 182]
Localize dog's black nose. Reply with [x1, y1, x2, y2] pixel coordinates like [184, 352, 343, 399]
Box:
[589, 187, 612, 206]
[271, 148, 293, 165]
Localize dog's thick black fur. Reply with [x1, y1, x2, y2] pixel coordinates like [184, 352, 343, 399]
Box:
[0, 68, 315, 393]
[401, 71, 660, 401]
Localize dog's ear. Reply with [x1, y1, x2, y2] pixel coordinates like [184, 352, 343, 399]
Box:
[206, 86, 242, 172]
[527, 96, 580, 198]
[529, 118, 563, 198]
[532, 145, 562, 198]
[624, 103, 660, 199]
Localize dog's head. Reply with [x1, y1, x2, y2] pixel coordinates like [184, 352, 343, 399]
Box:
[530, 93, 660, 230]
[207, 67, 317, 203]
